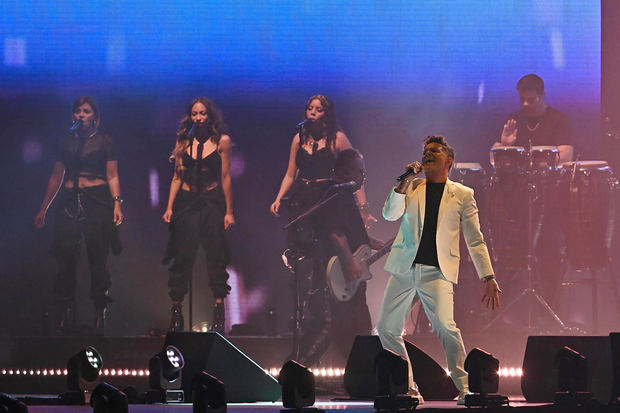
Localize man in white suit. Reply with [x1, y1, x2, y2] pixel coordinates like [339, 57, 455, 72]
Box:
[376, 136, 501, 405]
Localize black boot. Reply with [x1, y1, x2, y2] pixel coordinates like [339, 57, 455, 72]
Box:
[211, 301, 225, 335]
[94, 307, 107, 330]
[48, 298, 73, 335]
[169, 302, 184, 332]
[93, 292, 112, 331]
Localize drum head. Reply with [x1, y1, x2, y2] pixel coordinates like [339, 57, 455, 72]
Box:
[453, 162, 482, 170]
[560, 160, 610, 171]
[531, 146, 559, 152]
[490, 146, 526, 172]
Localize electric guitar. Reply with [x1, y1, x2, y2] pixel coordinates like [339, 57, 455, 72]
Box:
[326, 238, 395, 302]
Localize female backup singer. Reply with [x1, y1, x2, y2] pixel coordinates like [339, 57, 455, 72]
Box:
[269, 94, 374, 363]
[270, 94, 374, 225]
[34, 96, 123, 332]
[162, 97, 234, 334]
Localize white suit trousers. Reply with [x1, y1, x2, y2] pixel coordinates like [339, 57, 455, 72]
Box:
[376, 263, 468, 392]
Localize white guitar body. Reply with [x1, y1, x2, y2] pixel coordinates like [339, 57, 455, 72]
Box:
[326, 244, 374, 302]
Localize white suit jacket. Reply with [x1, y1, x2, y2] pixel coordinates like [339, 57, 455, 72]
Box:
[382, 178, 494, 283]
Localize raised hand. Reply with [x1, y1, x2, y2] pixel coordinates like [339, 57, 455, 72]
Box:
[500, 119, 518, 146]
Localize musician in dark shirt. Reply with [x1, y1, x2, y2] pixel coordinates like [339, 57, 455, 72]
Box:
[35, 96, 123, 332]
[490, 74, 572, 312]
[162, 97, 234, 334]
[491, 73, 574, 163]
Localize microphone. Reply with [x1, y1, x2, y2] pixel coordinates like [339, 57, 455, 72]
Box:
[396, 161, 423, 182]
[187, 122, 198, 139]
[332, 181, 358, 190]
[69, 119, 82, 133]
[296, 119, 312, 129]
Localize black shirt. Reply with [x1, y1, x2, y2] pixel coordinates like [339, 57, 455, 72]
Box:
[182, 149, 222, 192]
[56, 131, 116, 182]
[511, 106, 573, 147]
[413, 182, 445, 268]
[296, 144, 336, 180]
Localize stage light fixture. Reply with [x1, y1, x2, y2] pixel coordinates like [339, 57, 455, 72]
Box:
[192, 371, 227, 413]
[147, 344, 185, 403]
[63, 346, 103, 404]
[465, 347, 498, 394]
[463, 348, 508, 407]
[373, 349, 418, 412]
[278, 360, 316, 410]
[0, 393, 28, 413]
[90, 382, 128, 413]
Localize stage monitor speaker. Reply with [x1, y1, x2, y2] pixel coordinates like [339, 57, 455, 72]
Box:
[609, 333, 620, 401]
[343, 335, 458, 400]
[163, 332, 280, 403]
[521, 335, 614, 403]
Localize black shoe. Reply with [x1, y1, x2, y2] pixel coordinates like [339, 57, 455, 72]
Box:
[169, 303, 184, 332]
[48, 299, 73, 335]
[211, 302, 225, 334]
[59, 301, 74, 332]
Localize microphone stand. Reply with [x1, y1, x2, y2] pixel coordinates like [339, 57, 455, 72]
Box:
[283, 191, 342, 230]
[282, 185, 346, 360]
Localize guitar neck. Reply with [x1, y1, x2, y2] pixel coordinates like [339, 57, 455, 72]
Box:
[365, 237, 396, 267]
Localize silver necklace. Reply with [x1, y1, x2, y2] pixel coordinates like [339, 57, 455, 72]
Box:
[526, 121, 541, 132]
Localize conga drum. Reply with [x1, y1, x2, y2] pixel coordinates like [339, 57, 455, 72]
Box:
[490, 146, 527, 173]
[529, 146, 561, 219]
[450, 162, 487, 191]
[488, 146, 528, 271]
[559, 161, 617, 270]
[530, 146, 559, 172]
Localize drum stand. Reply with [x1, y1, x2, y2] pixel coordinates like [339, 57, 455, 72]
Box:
[483, 173, 571, 333]
[571, 262, 620, 334]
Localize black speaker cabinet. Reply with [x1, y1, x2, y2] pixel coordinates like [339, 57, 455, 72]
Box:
[521, 335, 614, 403]
[343, 335, 458, 400]
[163, 332, 280, 402]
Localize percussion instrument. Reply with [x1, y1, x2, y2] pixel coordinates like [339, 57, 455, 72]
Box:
[490, 146, 526, 173]
[530, 146, 559, 172]
[559, 161, 617, 270]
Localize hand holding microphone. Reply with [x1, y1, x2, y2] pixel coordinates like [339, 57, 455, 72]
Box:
[395, 161, 423, 194]
[396, 161, 423, 182]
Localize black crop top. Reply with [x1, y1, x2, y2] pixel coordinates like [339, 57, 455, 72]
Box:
[295, 143, 335, 180]
[56, 131, 116, 182]
[181, 149, 222, 192]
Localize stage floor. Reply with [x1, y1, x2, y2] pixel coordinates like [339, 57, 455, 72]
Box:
[13, 395, 553, 412]
[3, 334, 620, 412]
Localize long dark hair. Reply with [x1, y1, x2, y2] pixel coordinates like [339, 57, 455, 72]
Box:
[171, 97, 228, 175]
[300, 94, 341, 151]
[176, 97, 228, 143]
